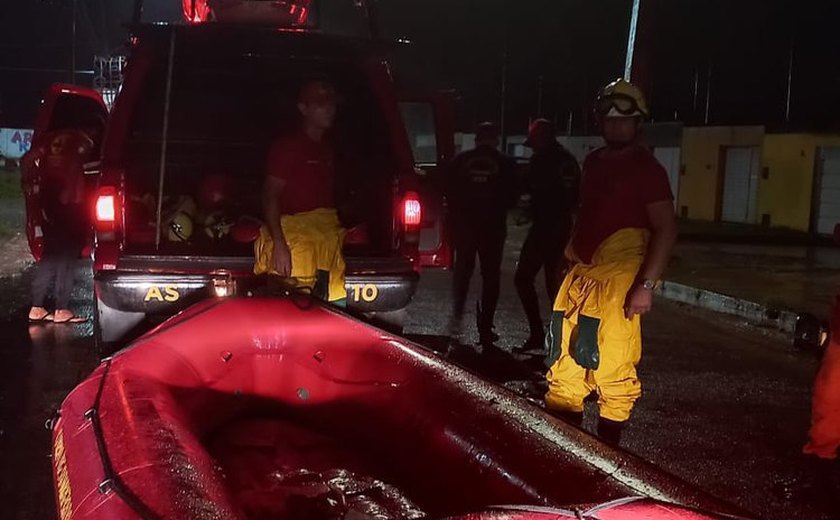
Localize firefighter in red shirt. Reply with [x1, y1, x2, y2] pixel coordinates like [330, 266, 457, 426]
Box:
[254, 80, 346, 304]
[544, 79, 678, 445]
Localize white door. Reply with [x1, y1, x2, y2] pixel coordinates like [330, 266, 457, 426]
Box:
[653, 147, 681, 208]
[721, 147, 759, 223]
[816, 148, 840, 234]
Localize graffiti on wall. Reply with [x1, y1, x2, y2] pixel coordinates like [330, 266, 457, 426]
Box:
[0, 128, 34, 160]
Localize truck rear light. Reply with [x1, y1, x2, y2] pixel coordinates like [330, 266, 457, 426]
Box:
[94, 186, 120, 235]
[402, 192, 422, 227]
[96, 195, 115, 223]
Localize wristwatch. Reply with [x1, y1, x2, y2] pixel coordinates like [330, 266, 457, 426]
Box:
[640, 279, 658, 291]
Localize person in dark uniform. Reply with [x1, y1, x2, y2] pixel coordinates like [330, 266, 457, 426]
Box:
[514, 119, 581, 354]
[447, 122, 517, 346]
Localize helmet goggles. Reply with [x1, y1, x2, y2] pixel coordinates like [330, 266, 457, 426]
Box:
[595, 93, 645, 118]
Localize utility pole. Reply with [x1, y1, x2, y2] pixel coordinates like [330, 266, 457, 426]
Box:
[624, 0, 656, 103]
[500, 48, 508, 152]
[624, 0, 640, 81]
[692, 67, 700, 119]
[785, 36, 795, 130]
[704, 61, 712, 125]
[499, 1, 509, 154]
[71, 0, 78, 83]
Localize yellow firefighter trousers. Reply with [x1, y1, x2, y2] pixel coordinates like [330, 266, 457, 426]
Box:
[545, 228, 649, 423]
[254, 208, 347, 303]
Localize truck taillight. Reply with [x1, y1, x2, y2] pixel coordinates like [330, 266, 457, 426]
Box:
[402, 192, 422, 227]
[96, 195, 115, 223]
[94, 187, 119, 234]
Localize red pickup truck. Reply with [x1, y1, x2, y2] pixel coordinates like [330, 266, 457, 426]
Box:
[24, 13, 454, 350]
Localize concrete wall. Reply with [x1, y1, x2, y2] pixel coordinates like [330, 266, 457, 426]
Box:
[644, 122, 684, 148]
[760, 134, 840, 231]
[679, 126, 765, 220]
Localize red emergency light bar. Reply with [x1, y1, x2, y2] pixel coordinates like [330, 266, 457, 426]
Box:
[182, 0, 312, 25]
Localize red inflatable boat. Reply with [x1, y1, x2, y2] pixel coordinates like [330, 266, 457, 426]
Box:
[51, 297, 747, 519]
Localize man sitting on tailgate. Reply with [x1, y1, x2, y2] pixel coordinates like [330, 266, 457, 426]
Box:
[254, 80, 346, 305]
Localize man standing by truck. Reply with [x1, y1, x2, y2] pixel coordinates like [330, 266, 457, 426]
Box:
[544, 79, 677, 445]
[26, 130, 91, 324]
[514, 119, 580, 354]
[254, 80, 347, 305]
[446, 122, 517, 346]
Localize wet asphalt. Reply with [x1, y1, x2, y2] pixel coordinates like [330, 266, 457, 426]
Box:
[0, 226, 834, 519]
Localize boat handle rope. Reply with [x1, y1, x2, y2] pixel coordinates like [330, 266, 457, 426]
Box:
[84, 358, 163, 520]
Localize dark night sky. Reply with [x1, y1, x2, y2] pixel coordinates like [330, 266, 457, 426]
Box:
[1, 0, 839, 134]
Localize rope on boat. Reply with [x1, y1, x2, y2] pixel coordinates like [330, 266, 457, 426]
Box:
[85, 359, 164, 520]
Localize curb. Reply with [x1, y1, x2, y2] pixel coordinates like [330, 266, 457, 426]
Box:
[658, 281, 798, 335]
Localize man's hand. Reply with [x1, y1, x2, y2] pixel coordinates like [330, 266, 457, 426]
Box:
[273, 241, 292, 277]
[624, 284, 653, 319]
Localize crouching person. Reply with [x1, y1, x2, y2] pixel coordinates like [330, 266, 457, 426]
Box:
[254, 80, 346, 305]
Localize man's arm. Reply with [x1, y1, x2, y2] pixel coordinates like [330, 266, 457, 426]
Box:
[638, 200, 678, 282]
[263, 175, 292, 277]
[20, 145, 46, 179]
[625, 200, 678, 318]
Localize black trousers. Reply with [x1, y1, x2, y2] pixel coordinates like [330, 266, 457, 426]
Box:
[32, 231, 82, 310]
[452, 223, 506, 331]
[514, 225, 570, 337]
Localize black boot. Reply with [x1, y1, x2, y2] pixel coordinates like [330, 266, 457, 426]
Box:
[476, 301, 499, 346]
[513, 332, 545, 355]
[597, 418, 625, 445]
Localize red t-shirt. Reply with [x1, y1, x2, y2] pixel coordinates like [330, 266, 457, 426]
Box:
[571, 145, 673, 264]
[266, 132, 335, 216]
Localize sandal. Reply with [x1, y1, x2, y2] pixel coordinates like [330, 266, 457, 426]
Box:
[28, 307, 53, 323]
[53, 316, 88, 324]
[52, 310, 89, 324]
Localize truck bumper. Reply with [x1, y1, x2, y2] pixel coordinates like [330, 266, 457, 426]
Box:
[94, 268, 419, 345]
